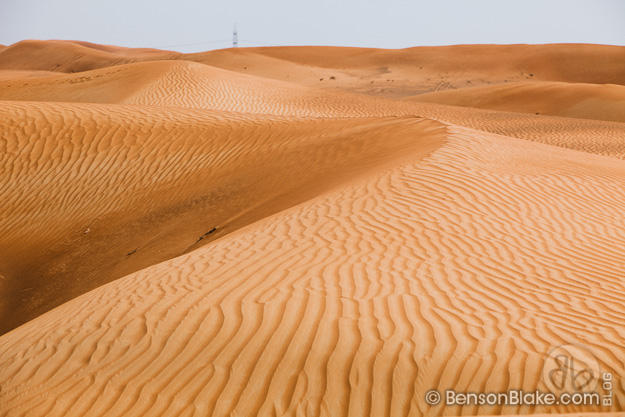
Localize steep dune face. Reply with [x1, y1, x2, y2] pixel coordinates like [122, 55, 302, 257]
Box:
[405, 81, 625, 123]
[1, 126, 624, 416]
[0, 100, 443, 334]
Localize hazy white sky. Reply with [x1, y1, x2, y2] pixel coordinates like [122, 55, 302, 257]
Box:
[1, 0, 624, 52]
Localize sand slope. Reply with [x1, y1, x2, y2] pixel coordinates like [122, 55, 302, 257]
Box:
[2, 60, 625, 161]
[1, 41, 625, 417]
[0, 100, 443, 334]
[187, 44, 625, 97]
[0, 40, 177, 73]
[2, 41, 624, 97]
[0, 69, 60, 81]
[405, 81, 625, 123]
[0, 60, 398, 117]
[2, 56, 625, 334]
[1, 124, 624, 416]
[409, 103, 625, 160]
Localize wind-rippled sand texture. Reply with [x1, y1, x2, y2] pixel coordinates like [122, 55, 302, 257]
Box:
[3, 60, 625, 160]
[1, 41, 625, 417]
[1, 125, 624, 416]
[0, 100, 442, 334]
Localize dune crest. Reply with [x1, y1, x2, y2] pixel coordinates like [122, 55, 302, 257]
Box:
[2, 41, 625, 97]
[0, 100, 443, 334]
[1, 41, 624, 417]
[2, 59, 625, 161]
[1, 124, 624, 416]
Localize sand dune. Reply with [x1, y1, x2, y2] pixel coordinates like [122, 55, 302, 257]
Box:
[0, 60, 397, 117]
[405, 81, 625, 123]
[2, 41, 624, 97]
[0, 40, 177, 73]
[2, 59, 625, 161]
[1, 123, 624, 416]
[0, 69, 59, 81]
[0, 100, 443, 334]
[187, 44, 625, 97]
[1, 41, 624, 417]
[409, 103, 625, 160]
[60, 40, 178, 57]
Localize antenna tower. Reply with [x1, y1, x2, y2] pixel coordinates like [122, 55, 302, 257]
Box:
[233, 24, 238, 48]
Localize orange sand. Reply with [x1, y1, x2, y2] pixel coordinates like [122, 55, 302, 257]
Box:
[0, 41, 624, 417]
[405, 81, 625, 123]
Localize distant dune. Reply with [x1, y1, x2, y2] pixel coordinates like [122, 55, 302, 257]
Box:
[59, 40, 179, 57]
[0, 41, 624, 417]
[2, 41, 624, 96]
[0, 60, 403, 116]
[2, 59, 625, 161]
[187, 43, 625, 97]
[0, 40, 178, 73]
[405, 81, 625, 123]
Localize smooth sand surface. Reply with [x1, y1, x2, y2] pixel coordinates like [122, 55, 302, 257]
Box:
[0, 41, 624, 417]
[0, 69, 60, 81]
[185, 44, 625, 98]
[0, 40, 178, 73]
[405, 81, 625, 123]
